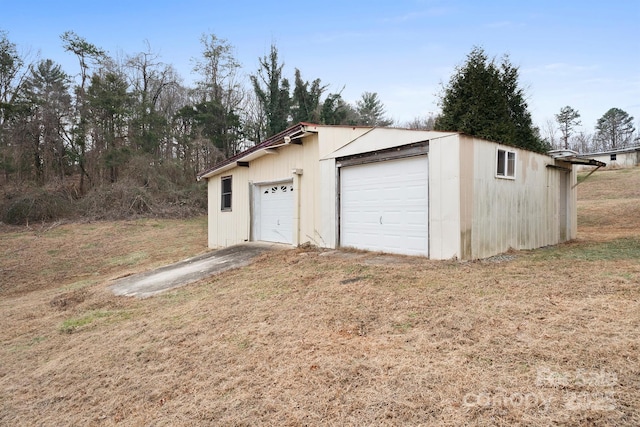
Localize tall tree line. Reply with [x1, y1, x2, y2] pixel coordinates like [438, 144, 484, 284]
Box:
[0, 32, 392, 191]
[544, 105, 637, 153]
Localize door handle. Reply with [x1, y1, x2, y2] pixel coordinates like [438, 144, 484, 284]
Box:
[379, 216, 382, 225]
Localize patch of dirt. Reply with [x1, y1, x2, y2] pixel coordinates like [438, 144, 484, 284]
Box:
[49, 289, 89, 311]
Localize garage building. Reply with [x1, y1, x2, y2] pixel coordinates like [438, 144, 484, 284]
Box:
[198, 123, 590, 260]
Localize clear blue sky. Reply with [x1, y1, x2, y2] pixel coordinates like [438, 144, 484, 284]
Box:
[2, 0, 639, 135]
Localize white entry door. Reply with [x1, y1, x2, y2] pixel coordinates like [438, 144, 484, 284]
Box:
[257, 182, 294, 244]
[340, 156, 429, 256]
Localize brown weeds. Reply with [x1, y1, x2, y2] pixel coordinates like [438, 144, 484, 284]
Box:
[1, 169, 639, 425]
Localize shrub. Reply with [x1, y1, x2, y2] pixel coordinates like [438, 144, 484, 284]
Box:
[1, 187, 71, 225]
[76, 179, 155, 220]
[0, 160, 207, 223]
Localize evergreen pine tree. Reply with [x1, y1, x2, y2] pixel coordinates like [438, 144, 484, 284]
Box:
[435, 47, 547, 152]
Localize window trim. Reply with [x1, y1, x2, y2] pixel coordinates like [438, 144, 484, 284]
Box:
[221, 175, 232, 211]
[496, 148, 516, 180]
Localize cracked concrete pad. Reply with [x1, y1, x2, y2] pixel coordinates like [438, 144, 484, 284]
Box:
[110, 242, 288, 298]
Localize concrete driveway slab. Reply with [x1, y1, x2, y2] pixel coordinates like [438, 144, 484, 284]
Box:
[110, 242, 287, 298]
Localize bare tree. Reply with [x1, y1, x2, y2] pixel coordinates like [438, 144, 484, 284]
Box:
[126, 42, 178, 155]
[155, 75, 189, 160]
[193, 34, 242, 108]
[404, 114, 436, 130]
[572, 131, 592, 153]
[0, 31, 34, 181]
[127, 42, 173, 109]
[239, 90, 265, 146]
[0, 31, 32, 127]
[541, 119, 558, 149]
[191, 33, 244, 158]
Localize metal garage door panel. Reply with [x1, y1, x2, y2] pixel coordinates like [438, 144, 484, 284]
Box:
[259, 183, 293, 244]
[340, 156, 428, 256]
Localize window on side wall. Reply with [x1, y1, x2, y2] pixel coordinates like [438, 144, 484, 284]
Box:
[610, 153, 617, 161]
[221, 176, 232, 211]
[496, 149, 516, 179]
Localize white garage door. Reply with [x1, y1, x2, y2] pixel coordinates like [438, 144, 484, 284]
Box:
[257, 182, 294, 244]
[340, 156, 428, 256]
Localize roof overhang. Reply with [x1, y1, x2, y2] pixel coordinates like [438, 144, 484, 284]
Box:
[197, 123, 317, 180]
[560, 157, 607, 167]
[547, 149, 607, 167]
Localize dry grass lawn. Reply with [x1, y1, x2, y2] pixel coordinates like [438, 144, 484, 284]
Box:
[1, 168, 639, 426]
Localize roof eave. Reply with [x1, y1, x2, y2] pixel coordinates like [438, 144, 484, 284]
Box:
[556, 156, 607, 167]
[197, 123, 318, 180]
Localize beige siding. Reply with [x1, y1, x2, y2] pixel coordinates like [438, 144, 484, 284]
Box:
[459, 138, 475, 260]
[321, 128, 456, 160]
[562, 159, 578, 240]
[463, 136, 573, 259]
[248, 134, 324, 247]
[207, 134, 328, 249]
[205, 128, 376, 250]
[207, 167, 250, 248]
[318, 159, 338, 248]
[314, 126, 371, 158]
[298, 135, 324, 247]
[428, 135, 462, 259]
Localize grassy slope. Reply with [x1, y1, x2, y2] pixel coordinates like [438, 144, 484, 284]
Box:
[1, 169, 639, 426]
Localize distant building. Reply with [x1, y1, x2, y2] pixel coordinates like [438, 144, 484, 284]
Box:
[576, 146, 640, 171]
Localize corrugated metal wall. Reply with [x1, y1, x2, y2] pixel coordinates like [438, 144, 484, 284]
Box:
[428, 135, 462, 259]
[461, 136, 573, 259]
[206, 129, 577, 260]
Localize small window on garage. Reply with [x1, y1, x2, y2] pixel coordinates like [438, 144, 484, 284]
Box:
[221, 176, 232, 211]
[610, 153, 617, 161]
[496, 149, 516, 179]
